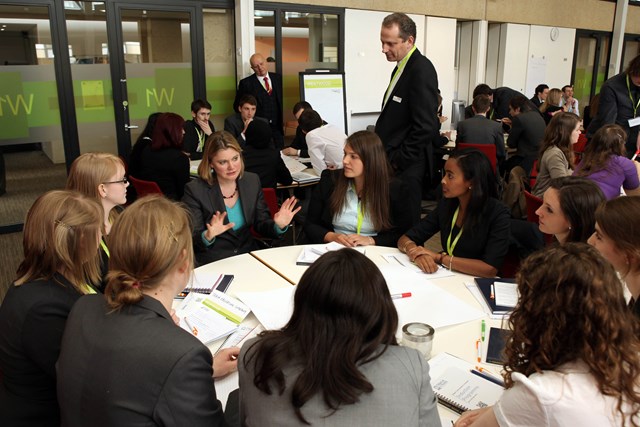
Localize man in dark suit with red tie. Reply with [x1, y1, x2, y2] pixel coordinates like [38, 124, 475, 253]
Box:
[375, 12, 439, 224]
[234, 53, 284, 149]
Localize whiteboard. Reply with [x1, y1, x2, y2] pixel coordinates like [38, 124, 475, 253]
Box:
[300, 72, 348, 135]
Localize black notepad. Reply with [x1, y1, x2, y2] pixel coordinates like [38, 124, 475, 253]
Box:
[474, 277, 516, 315]
[486, 327, 509, 365]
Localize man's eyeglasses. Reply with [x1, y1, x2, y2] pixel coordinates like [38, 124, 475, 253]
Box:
[102, 177, 128, 185]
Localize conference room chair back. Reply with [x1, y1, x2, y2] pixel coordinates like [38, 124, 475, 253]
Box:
[456, 143, 497, 174]
[573, 133, 588, 164]
[128, 175, 164, 198]
[524, 190, 553, 245]
[529, 159, 539, 188]
[250, 187, 281, 247]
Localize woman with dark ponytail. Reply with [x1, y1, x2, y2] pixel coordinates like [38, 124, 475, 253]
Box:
[56, 196, 238, 426]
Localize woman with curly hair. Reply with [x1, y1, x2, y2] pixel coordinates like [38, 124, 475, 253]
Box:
[574, 124, 640, 199]
[455, 243, 640, 427]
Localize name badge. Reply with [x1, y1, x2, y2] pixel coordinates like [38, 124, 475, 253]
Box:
[629, 117, 640, 128]
[393, 96, 402, 103]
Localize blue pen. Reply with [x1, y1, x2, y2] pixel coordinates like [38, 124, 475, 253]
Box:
[470, 369, 505, 387]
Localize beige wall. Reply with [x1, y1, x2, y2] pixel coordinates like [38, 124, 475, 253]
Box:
[275, 0, 631, 33]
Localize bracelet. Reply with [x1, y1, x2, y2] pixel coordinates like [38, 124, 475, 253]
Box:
[449, 254, 454, 271]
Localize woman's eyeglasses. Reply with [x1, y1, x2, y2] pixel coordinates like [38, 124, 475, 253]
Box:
[102, 177, 129, 185]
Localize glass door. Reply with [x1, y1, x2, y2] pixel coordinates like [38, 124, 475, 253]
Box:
[572, 31, 610, 117]
[110, 3, 195, 156]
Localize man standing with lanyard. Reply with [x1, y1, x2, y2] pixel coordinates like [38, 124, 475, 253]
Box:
[587, 54, 640, 158]
[375, 12, 439, 225]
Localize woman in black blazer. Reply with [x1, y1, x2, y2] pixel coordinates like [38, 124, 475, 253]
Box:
[57, 196, 239, 427]
[0, 190, 102, 426]
[304, 130, 411, 247]
[182, 131, 300, 265]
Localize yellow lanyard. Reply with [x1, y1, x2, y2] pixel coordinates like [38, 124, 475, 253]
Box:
[195, 127, 205, 152]
[100, 238, 110, 258]
[446, 206, 464, 256]
[356, 201, 364, 235]
[627, 75, 640, 118]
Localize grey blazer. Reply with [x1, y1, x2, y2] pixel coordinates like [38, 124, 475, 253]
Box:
[238, 338, 441, 427]
[456, 115, 506, 159]
[56, 295, 227, 427]
[182, 172, 279, 265]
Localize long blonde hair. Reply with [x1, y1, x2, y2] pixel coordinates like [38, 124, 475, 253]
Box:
[15, 190, 102, 293]
[105, 196, 194, 310]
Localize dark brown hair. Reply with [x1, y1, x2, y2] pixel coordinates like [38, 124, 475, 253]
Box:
[548, 176, 605, 243]
[105, 195, 193, 310]
[626, 53, 640, 77]
[575, 124, 627, 177]
[150, 112, 185, 151]
[537, 112, 580, 170]
[472, 94, 491, 114]
[244, 248, 399, 424]
[506, 243, 640, 426]
[595, 196, 640, 276]
[329, 130, 392, 232]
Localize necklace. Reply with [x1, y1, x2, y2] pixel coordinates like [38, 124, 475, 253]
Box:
[221, 186, 237, 199]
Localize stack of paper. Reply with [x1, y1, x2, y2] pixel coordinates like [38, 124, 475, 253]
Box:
[291, 170, 320, 184]
[281, 154, 308, 173]
[175, 291, 251, 345]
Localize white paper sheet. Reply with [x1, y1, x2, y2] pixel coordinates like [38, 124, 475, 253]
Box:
[493, 281, 518, 308]
[381, 253, 456, 278]
[235, 287, 296, 331]
[464, 282, 508, 321]
[376, 264, 485, 330]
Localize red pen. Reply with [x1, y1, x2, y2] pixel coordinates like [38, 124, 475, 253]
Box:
[391, 292, 412, 299]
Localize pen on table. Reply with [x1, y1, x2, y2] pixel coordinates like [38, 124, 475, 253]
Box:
[470, 368, 505, 387]
[490, 284, 495, 299]
[481, 319, 486, 342]
[391, 292, 412, 300]
[183, 317, 198, 336]
[476, 339, 482, 363]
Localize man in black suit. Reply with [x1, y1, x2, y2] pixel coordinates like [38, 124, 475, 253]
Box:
[504, 95, 546, 176]
[463, 84, 534, 121]
[530, 84, 549, 109]
[224, 94, 267, 145]
[375, 12, 439, 224]
[234, 53, 284, 149]
[184, 99, 215, 160]
[457, 94, 506, 169]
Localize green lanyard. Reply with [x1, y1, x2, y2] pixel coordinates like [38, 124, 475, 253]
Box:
[627, 75, 640, 118]
[195, 127, 205, 152]
[383, 45, 416, 106]
[446, 206, 464, 256]
[100, 238, 110, 258]
[356, 201, 364, 235]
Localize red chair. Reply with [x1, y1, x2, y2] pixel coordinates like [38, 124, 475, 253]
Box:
[456, 142, 497, 174]
[251, 188, 281, 245]
[129, 175, 163, 198]
[529, 160, 539, 189]
[524, 190, 553, 244]
[524, 190, 542, 224]
[574, 133, 588, 164]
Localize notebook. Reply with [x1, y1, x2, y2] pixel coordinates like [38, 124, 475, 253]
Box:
[431, 366, 504, 414]
[474, 278, 517, 315]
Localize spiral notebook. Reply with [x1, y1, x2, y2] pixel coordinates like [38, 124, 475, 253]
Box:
[431, 366, 504, 414]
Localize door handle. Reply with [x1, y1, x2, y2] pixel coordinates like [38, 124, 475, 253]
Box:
[124, 124, 139, 131]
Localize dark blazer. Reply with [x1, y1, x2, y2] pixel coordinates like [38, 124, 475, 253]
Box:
[223, 114, 268, 142]
[530, 96, 542, 109]
[243, 145, 293, 189]
[375, 48, 439, 175]
[184, 119, 215, 161]
[56, 295, 226, 427]
[456, 115, 506, 159]
[135, 144, 190, 200]
[304, 169, 412, 247]
[182, 172, 280, 265]
[0, 274, 82, 427]
[507, 110, 546, 168]
[234, 73, 283, 136]
[587, 72, 640, 156]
